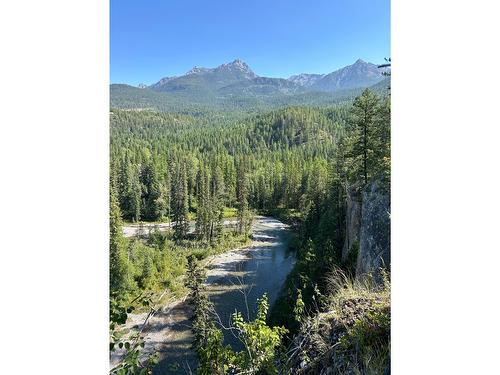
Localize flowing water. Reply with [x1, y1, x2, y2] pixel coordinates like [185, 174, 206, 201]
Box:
[153, 216, 296, 374]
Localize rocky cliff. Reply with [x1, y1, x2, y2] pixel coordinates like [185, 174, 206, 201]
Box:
[341, 183, 361, 268]
[356, 177, 391, 282]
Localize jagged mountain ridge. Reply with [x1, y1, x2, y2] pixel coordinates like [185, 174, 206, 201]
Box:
[150, 59, 258, 93]
[288, 73, 325, 87]
[112, 59, 388, 112]
[290, 59, 385, 91]
[148, 58, 385, 94]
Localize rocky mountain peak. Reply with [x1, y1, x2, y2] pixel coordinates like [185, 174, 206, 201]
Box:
[186, 66, 211, 75]
[216, 59, 256, 78]
[230, 59, 249, 70]
[147, 58, 384, 94]
[184, 59, 256, 79]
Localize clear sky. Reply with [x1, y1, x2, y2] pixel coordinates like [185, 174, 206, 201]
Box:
[111, 0, 390, 85]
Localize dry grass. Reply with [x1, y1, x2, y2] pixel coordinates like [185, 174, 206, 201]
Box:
[289, 267, 390, 375]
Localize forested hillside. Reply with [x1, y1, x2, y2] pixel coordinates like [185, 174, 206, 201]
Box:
[110, 105, 350, 219]
[110, 73, 390, 373]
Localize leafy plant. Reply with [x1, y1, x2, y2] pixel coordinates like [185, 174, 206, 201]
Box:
[231, 294, 288, 374]
[109, 295, 160, 375]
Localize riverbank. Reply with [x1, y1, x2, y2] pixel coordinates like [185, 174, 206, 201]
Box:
[110, 233, 252, 369]
[111, 216, 294, 372]
[122, 207, 239, 238]
[122, 218, 239, 238]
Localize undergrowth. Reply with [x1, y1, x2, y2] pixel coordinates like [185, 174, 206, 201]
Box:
[288, 268, 390, 375]
[116, 229, 251, 310]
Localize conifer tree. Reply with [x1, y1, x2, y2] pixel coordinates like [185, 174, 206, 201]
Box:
[110, 185, 131, 293]
[172, 162, 189, 240]
[349, 89, 380, 186]
[195, 164, 211, 241]
[224, 161, 237, 208]
[120, 161, 142, 222]
[211, 166, 225, 243]
[185, 255, 230, 374]
[236, 160, 252, 235]
[284, 158, 301, 208]
[163, 167, 172, 220]
[141, 162, 164, 221]
[131, 166, 142, 222]
[375, 95, 391, 181]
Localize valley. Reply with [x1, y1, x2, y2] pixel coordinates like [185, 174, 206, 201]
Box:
[110, 59, 390, 113]
[109, 57, 391, 374]
[111, 216, 294, 374]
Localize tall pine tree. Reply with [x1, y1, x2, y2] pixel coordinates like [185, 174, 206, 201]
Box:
[348, 89, 380, 186]
[236, 159, 252, 236]
[172, 162, 189, 241]
[210, 165, 226, 243]
[110, 184, 134, 294]
[196, 164, 211, 242]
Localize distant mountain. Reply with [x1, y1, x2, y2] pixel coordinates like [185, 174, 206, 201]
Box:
[288, 73, 325, 87]
[306, 59, 385, 92]
[111, 59, 389, 113]
[149, 76, 177, 90]
[368, 76, 391, 94]
[218, 76, 304, 97]
[150, 59, 257, 94]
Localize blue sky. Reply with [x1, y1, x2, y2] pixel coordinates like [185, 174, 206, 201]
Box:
[111, 0, 390, 85]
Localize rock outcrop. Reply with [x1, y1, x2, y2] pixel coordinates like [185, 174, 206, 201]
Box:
[341, 184, 361, 265]
[287, 276, 391, 374]
[356, 177, 391, 282]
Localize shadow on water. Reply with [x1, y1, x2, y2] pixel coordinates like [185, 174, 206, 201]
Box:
[154, 219, 295, 374]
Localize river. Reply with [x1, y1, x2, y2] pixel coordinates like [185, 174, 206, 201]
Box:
[115, 216, 296, 374]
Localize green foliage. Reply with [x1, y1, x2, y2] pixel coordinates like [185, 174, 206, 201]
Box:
[110, 187, 136, 295]
[293, 289, 305, 324]
[345, 89, 391, 187]
[196, 328, 234, 375]
[269, 90, 390, 338]
[231, 294, 288, 374]
[172, 162, 189, 241]
[185, 257, 288, 375]
[236, 159, 254, 236]
[110, 87, 390, 373]
[331, 273, 391, 374]
[118, 161, 142, 222]
[111, 83, 362, 114]
[340, 303, 391, 354]
[285, 269, 390, 374]
[109, 295, 160, 375]
[110, 186, 123, 290]
[110, 105, 350, 222]
[185, 256, 234, 374]
[195, 164, 225, 243]
[110, 229, 249, 303]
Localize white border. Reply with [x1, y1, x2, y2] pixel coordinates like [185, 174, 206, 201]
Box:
[1, 1, 499, 373]
[0, 0, 109, 373]
[392, 1, 500, 373]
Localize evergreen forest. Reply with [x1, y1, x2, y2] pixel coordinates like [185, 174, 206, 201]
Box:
[109, 62, 391, 374]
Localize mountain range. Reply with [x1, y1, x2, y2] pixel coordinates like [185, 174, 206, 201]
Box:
[111, 59, 389, 112]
